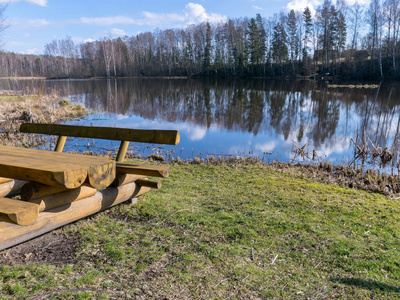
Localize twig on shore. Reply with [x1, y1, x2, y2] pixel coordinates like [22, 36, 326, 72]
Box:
[292, 139, 312, 161]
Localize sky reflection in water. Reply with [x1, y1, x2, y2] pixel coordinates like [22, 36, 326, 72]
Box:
[1, 78, 399, 167]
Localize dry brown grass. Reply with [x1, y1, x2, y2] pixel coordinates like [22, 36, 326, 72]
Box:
[0, 92, 87, 148]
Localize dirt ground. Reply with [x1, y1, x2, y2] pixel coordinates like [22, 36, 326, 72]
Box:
[0, 230, 79, 265]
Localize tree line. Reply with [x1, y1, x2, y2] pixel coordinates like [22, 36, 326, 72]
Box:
[1, 0, 400, 80]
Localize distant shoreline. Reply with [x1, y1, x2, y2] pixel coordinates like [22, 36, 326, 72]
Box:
[0, 76, 47, 80]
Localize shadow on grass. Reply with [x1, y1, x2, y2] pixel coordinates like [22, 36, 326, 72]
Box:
[331, 278, 400, 293]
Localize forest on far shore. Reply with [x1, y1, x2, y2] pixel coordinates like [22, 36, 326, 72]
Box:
[0, 0, 399, 80]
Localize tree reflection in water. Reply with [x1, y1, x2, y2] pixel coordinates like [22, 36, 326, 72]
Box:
[1, 78, 400, 170]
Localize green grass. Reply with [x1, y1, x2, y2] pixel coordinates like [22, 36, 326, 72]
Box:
[1, 161, 400, 299]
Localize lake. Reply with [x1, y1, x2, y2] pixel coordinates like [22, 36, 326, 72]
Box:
[1, 78, 399, 170]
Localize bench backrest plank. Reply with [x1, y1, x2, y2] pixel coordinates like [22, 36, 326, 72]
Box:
[20, 123, 180, 162]
[20, 123, 180, 145]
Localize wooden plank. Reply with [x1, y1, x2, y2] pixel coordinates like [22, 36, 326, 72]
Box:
[116, 163, 169, 178]
[0, 162, 87, 189]
[0, 146, 115, 189]
[0, 183, 151, 251]
[111, 174, 144, 187]
[0, 198, 39, 226]
[20, 123, 180, 145]
[135, 178, 162, 189]
[0, 145, 112, 166]
[28, 185, 97, 212]
[0, 145, 116, 183]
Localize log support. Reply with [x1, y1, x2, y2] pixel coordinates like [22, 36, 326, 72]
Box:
[55, 136, 67, 152]
[0, 182, 151, 251]
[116, 141, 130, 162]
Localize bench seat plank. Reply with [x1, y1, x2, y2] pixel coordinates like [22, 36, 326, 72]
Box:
[0, 146, 115, 189]
[0, 198, 40, 225]
[116, 163, 169, 178]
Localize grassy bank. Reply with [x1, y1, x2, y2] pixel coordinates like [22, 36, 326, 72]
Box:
[0, 161, 399, 299]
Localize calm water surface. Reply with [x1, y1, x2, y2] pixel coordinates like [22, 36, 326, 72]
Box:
[1, 78, 399, 167]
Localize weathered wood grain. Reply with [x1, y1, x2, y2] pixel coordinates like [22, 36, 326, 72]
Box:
[0, 183, 151, 251]
[0, 198, 39, 226]
[55, 135, 67, 152]
[0, 177, 12, 184]
[21, 182, 71, 201]
[28, 185, 97, 212]
[135, 178, 162, 189]
[0, 180, 27, 198]
[86, 162, 116, 190]
[116, 140, 130, 162]
[116, 163, 169, 178]
[111, 174, 144, 187]
[0, 146, 115, 189]
[20, 123, 180, 145]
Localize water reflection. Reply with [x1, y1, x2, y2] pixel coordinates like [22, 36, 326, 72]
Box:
[1, 78, 400, 166]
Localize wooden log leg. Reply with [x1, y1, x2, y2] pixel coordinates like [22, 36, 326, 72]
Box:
[0, 183, 152, 251]
[116, 141, 130, 162]
[111, 174, 144, 187]
[21, 182, 72, 201]
[0, 180, 28, 198]
[29, 185, 97, 212]
[0, 177, 12, 184]
[54, 135, 67, 152]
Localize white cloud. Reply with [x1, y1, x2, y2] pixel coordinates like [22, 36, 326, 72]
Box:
[115, 114, 129, 120]
[84, 38, 96, 43]
[110, 28, 127, 36]
[70, 36, 85, 44]
[10, 18, 50, 29]
[188, 126, 207, 141]
[26, 18, 50, 27]
[142, 11, 185, 26]
[78, 3, 226, 29]
[286, 0, 370, 14]
[25, 48, 38, 54]
[23, 0, 47, 6]
[341, 0, 370, 5]
[23, 33, 31, 37]
[285, 0, 321, 14]
[184, 3, 226, 25]
[80, 16, 138, 26]
[253, 5, 263, 10]
[0, 0, 47, 6]
[255, 141, 278, 152]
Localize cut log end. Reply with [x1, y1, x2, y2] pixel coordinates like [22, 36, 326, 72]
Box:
[87, 162, 116, 190]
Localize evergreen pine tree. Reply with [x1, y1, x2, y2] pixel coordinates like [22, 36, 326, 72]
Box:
[203, 22, 212, 74]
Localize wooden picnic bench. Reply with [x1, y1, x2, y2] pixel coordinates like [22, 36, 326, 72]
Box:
[0, 123, 179, 250]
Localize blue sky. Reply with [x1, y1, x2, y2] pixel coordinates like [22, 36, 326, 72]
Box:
[1, 0, 369, 55]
